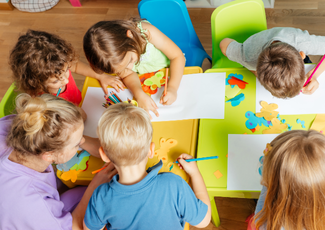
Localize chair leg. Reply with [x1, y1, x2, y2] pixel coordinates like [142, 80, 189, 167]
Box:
[209, 193, 221, 227]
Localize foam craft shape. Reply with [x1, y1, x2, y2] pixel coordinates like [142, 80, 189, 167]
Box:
[61, 169, 82, 183]
[245, 111, 270, 129]
[154, 138, 178, 163]
[258, 156, 264, 176]
[214, 170, 223, 179]
[262, 118, 288, 134]
[56, 153, 79, 171]
[256, 101, 279, 121]
[310, 114, 325, 133]
[226, 93, 245, 106]
[296, 119, 306, 128]
[228, 77, 248, 89]
[144, 71, 166, 90]
[225, 85, 241, 101]
[226, 73, 243, 88]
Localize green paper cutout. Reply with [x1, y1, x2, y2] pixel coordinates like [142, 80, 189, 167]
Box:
[144, 71, 165, 90]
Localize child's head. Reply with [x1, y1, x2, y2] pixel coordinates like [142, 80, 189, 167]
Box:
[97, 103, 153, 166]
[83, 19, 146, 75]
[256, 42, 305, 98]
[9, 30, 77, 95]
[7, 94, 84, 164]
[256, 130, 325, 230]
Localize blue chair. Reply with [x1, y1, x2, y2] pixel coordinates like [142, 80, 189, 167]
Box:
[138, 0, 211, 67]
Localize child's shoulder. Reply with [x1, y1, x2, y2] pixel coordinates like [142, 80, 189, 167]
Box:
[156, 172, 188, 188]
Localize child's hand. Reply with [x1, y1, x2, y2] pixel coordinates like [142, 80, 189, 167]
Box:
[91, 162, 117, 186]
[160, 87, 177, 105]
[176, 153, 200, 177]
[97, 73, 125, 94]
[302, 78, 319, 95]
[137, 92, 159, 118]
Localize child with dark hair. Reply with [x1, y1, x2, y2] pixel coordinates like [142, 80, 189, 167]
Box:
[83, 19, 186, 117]
[220, 27, 325, 98]
[10, 30, 125, 107]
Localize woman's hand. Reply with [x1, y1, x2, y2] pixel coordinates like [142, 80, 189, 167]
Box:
[160, 87, 177, 105]
[137, 92, 159, 118]
[97, 73, 125, 94]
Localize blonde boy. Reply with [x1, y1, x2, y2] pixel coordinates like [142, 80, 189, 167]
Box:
[83, 103, 211, 230]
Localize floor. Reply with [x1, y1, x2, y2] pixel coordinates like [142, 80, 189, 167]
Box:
[1, 0, 325, 229]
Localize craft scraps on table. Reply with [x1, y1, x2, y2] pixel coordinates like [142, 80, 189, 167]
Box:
[262, 118, 288, 134]
[225, 85, 241, 101]
[287, 124, 292, 131]
[245, 111, 270, 130]
[296, 119, 306, 128]
[310, 114, 325, 133]
[281, 119, 286, 124]
[228, 77, 248, 89]
[154, 138, 178, 163]
[258, 156, 264, 176]
[56, 150, 90, 172]
[226, 93, 245, 107]
[61, 169, 82, 183]
[214, 170, 223, 179]
[226, 73, 244, 88]
[56, 153, 79, 171]
[256, 101, 279, 121]
[144, 71, 166, 90]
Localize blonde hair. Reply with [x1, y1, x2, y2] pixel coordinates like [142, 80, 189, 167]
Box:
[6, 93, 83, 157]
[256, 42, 305, 98]
[97, 103, 152, 166]
[255, 130, 325, 230]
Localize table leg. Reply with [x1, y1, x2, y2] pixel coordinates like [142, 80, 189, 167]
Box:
[209, 193, 220, 227]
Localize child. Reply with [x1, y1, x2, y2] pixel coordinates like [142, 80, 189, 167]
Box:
[83, 103, 211, 230]
[9, 30, 125, 110]
[220, 27, 325, 98]
[254, 130, 325, 230]
[83, 19, 186, 117]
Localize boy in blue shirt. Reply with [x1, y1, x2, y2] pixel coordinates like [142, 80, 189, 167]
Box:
[83, 103, 211, 230]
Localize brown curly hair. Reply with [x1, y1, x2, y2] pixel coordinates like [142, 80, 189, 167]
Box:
[9, 30, 78, 95]
[83, 19, 147, 75]
[256, 42, 305, 99]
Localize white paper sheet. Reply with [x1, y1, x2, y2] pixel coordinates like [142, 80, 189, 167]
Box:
[256, 64, 325, 114]
[227, 134, 279, 191]
[82, 87, 134, 137]
[150, 73, 225, 122]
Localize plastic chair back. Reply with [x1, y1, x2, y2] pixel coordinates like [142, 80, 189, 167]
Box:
[138, 0, 211, 67]
[211, 0, 267, 68]
[0, 83, 18, 118]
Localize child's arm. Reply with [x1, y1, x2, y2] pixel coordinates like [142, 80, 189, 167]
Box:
[302, 58, 325, 95]
[70, 61, 125, 94]
[142, 22, 186, 105]
[121, 71, 159, 118]
[80, 136, 101, 158]
[72, 162, 117, 230]
[220, 38, 236, 57]
[177, 153, 211, 228]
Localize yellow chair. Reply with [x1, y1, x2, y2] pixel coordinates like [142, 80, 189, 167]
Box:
[0, 83, 18, 118]
[211, 0, 267, 69]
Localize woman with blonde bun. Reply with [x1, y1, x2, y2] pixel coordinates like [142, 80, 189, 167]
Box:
[0, 94, 117, 230]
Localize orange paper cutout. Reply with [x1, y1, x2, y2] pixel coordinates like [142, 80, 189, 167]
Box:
[214, 170, 223, 179]
[228, 77, 248, 89]
[61, 169, 82, 183]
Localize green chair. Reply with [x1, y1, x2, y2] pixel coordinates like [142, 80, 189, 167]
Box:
[0, 83, 18, 118]
[211, 0, 267, 69]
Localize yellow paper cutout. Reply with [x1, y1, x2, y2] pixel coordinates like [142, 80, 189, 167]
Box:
[262, 118, 287, 134]
[61, 169, 82, 183]
[154, 138, 178, 163]
[255, 125, 260, 131]
[214, 170, 223, 179]
[310, 114, 325, 133]
[256, 101, 279, 121]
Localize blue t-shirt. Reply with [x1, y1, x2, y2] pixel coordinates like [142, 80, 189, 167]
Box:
[84, 161, 208, 230]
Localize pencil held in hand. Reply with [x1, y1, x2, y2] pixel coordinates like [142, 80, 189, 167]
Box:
[164, 68, 169, 96]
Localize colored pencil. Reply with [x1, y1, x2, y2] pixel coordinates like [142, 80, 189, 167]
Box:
[127, 98, 132, 103]
[105, 96, 115, 105]
[56, 87, 62, 97]
[108, 95, 118, 104]
[92, 165, 107, 174]
[112, 92, 122, 102]
[304, 55, 325, 87]
[174, 156, 218, 164]
[111, 93, 120, 103]
[164, 68, 169, 96]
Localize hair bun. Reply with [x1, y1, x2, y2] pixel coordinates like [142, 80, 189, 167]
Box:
[16, 94, 47, 136]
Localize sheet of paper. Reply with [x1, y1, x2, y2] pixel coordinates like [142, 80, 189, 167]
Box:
[82, 87, 134, 137]
[227, 134, 278, 191]
[256, 64, 325, 114]
[150, 73, 225, 122]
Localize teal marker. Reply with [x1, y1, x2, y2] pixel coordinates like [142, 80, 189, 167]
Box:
[56, 87, 62, 97]
[174, 156, 218, 164]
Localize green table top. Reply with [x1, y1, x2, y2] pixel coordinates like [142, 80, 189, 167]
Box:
[197, 68, 316, 190]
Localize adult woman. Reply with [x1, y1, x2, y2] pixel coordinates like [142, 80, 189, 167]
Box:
[0, 93, 116, 229]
